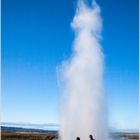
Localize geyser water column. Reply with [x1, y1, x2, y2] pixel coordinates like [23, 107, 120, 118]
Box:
[59, 0, 108, 140]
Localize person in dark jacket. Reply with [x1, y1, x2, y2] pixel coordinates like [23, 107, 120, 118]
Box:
[89, 135, 95, 140]
[76, 137, 80, 140]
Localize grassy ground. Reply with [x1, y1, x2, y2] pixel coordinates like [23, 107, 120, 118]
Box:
[1, 131, 58, 140]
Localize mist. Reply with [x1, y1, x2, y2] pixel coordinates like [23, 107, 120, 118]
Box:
[59, 0, 108, 140]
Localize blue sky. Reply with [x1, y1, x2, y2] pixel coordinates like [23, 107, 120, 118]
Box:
[2, 0, 138, 130]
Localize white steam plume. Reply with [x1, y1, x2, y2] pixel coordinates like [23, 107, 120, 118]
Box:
[59, 0, 108, 140]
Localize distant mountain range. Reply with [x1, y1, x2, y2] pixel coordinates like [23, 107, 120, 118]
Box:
[1, 122, 138, 133]
[1, 126, 57, 133]
[1, 122, 59, 131]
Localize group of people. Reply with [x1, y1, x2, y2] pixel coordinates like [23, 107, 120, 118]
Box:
[76, 135, 95, 140]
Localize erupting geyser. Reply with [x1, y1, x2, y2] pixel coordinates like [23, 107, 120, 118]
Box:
[59, 0, 108, 140]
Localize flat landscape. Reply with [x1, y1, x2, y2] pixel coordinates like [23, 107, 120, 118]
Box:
[1, 127, 58, 140]
[111, 132, 139, 140]
[1, 127, 139, 140]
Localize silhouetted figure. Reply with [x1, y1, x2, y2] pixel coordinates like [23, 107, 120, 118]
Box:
[76, 137, 80, 140]
[89, 135, 95, 140]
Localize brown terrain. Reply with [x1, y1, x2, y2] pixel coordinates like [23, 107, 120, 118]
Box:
[1, 127, 139, 140]
[111, 132, 139, 140]
[1, 130, 58, 140]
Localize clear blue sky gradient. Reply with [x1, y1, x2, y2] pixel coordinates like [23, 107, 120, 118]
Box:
[2, 0, 138, 130]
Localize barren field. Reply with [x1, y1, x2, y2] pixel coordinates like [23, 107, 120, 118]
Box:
[1, 130, 58, 140]
[1, 127, 139, 140]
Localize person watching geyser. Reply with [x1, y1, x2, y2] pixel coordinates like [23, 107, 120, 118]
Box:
[89, 135, 95, 140]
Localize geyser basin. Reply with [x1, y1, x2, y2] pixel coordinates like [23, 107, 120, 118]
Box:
[59, 0, 108, 140]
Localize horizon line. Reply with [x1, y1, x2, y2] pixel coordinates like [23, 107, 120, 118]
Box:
[1, 122, 139, 132]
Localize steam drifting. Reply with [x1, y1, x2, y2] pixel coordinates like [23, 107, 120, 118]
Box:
[59, 0, 108, 140]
